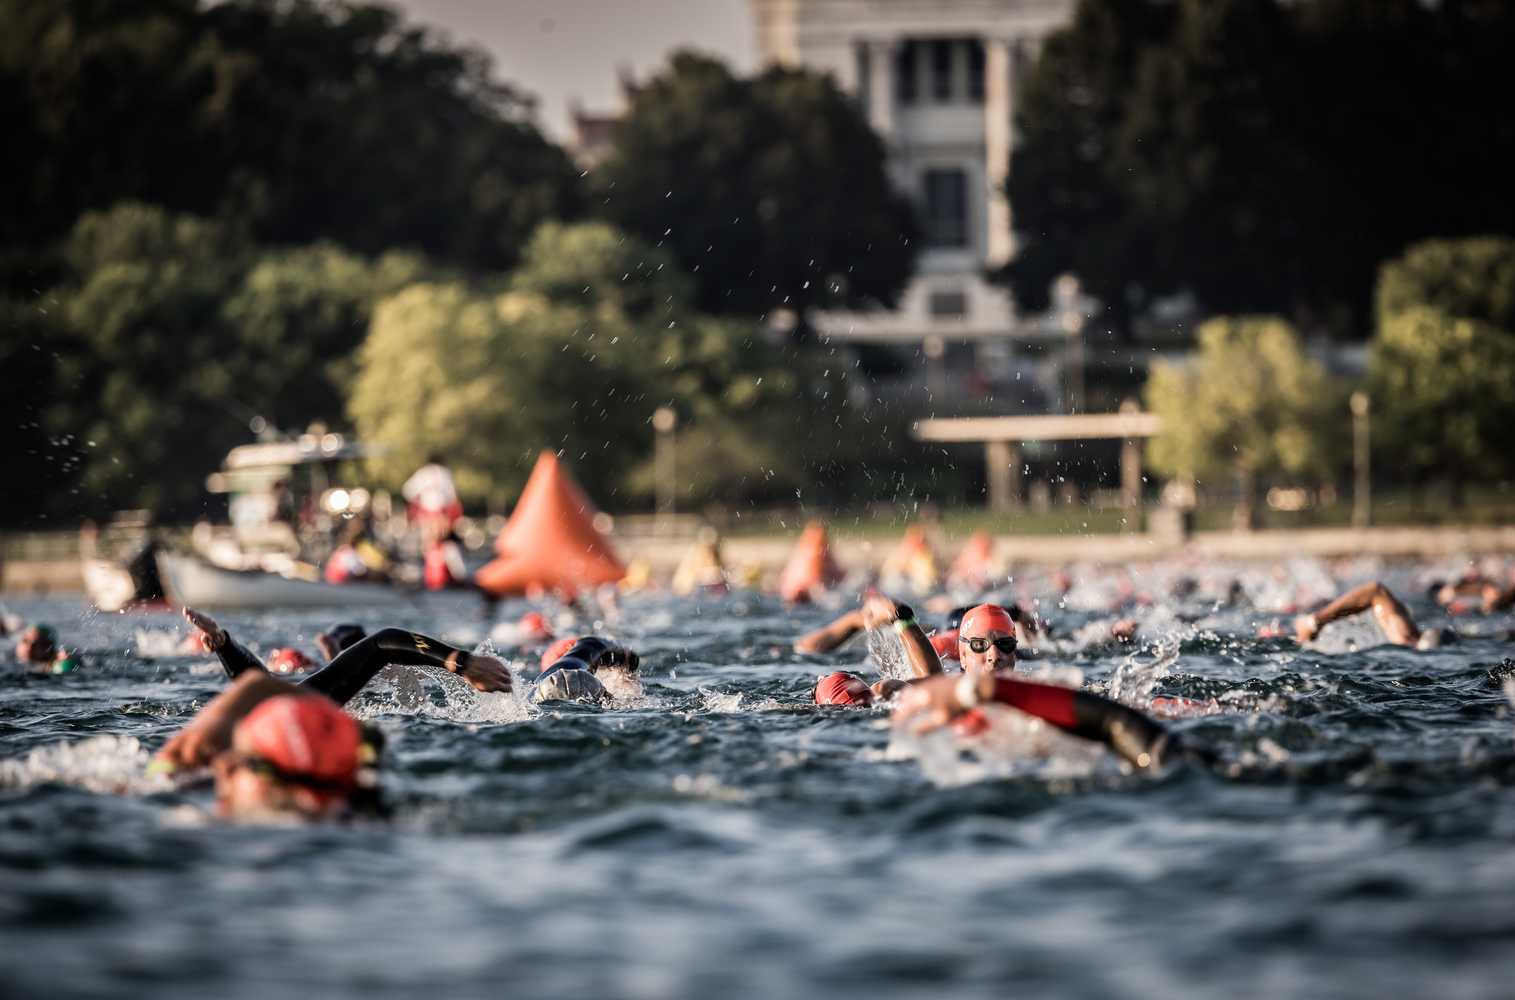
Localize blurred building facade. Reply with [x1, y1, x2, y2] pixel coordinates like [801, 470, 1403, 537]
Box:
[751, 0, 1072, 366]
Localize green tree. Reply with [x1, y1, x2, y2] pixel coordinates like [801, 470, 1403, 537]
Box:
[1003, 0, 1515, 332]
[1, 0, 581, 271]
[52, 205, 251, 513]
[1370, 238, 1515, 491]
[1145, 316, 1343, 526]
[349, 222, 861, 509]
[38, 203, 439, 517]
[594, 51, 918, 318]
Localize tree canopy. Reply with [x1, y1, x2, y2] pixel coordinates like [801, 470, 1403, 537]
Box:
[0, 0, 581, 271]
[593, 51, 919, 319]
[349, 221, 862, 508]
[1370, 238, 1515, 488]
[24, 203, 436, 516]
[1145, 317, 1343, 497]
[1004, 0, 1515, 332]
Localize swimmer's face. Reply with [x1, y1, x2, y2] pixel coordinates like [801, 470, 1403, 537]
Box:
[16, 628, 55, 664]
[212, 753, 286, 818]
[958, 628, 1016, 675]
[211, 752, 337, 820]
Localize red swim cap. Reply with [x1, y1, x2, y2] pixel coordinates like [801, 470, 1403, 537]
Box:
[234, 695, 360, 792]
[267, 647, 314, 674]
[519, 611, 554, 641]
[814, 671, 872, 706]
[951, 707, 991, 737]
[930, 629, 960, 661]
[958, 604, 1015, 638]
[540, 636, 577, 670]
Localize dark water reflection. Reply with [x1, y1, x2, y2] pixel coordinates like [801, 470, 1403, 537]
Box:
[3, 572, 1515, 998]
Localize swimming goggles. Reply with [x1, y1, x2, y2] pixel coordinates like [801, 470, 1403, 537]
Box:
[959, 636, 1017, 655]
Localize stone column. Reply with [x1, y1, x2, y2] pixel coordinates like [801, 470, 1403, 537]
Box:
[985, 440, 1022, 511]
[984, 38, 1014, 266]
[867, 39, 897, 140]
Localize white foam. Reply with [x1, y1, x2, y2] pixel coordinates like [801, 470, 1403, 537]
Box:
[0, 735, 171, 795]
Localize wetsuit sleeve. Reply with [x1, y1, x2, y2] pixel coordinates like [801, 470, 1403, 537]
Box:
[216, 633, 267, 680]
[539, 637, 638, 678]
[990, 676, 1176, 768]
[300, 628, 471, 706]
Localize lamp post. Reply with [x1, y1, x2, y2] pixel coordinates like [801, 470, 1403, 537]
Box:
[652, 406, 678, 533]
[1350, 391, 1371, 528]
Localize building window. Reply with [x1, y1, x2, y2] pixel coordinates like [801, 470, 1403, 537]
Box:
[932, 39, 954, 102]
[923, 168, 969, 248]
[895, 41, 917, 105]
[967, 40, 985, 102]
[929, 289, 968, 318]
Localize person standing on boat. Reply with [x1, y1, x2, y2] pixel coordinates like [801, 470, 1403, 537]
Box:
[403, 454, 462, 538]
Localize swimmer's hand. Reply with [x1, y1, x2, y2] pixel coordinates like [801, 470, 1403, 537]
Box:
[870, 678, 909, 702]
[182, 606, 226, 653]
[446, 651, 512, 694]
[860, 593, 908, 630]
[892, 673, 985, 735]
[158, 671, 300, 769]
[1293, 613, 1319, 644]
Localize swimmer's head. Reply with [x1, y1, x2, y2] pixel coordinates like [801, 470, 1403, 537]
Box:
[813, 671, 874, 706]
[216, 694, 360, 819]
[17, 624, 58, 664]
[945, 606, 975, 631]
[518, 611, 554, 642]
[533, 666, 610, 704]
[267, 647, 314, 674]
[957, 605, 1018, 674]
[316, 623, 366, 662]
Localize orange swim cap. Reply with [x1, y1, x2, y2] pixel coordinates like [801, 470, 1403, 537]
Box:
[958, 604, 1015, 638]
[930, 629, 960, 661]
[234, 695, 360, 793]
[814, 671, 872, 706]
[267, 647, 314, 674]
[540, 636, 577, 671]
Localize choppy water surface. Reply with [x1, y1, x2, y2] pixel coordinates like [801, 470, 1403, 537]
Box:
[4, 559, 1515, 999]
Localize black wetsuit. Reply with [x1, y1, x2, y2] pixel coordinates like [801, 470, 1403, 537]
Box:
[537, 636, 639, 680]
[214, 628, 474, 706]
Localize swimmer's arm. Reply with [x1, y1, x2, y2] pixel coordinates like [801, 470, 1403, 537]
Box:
[183, 607, 265, 679]
[156, 671, 302, 770]
[1303, 582, 1419, 646]
[860, 594, 942, 677]
[893, 673, 1175, 768]
[300, 628, 510, 705]
[793, 609, 864, 654]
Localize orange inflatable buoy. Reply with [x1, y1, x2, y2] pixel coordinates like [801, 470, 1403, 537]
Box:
[474, 452, 626, 598]
[947, 531, 996, 589]
[777, 520, 844, 603]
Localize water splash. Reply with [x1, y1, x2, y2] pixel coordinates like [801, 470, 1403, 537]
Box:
[0, 735, 169, 795]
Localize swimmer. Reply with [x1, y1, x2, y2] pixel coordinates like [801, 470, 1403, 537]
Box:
[809, 594, 944, 705]
[1429, 575, 1515, 614]
[157, 671, 374, 821]
[181, 607, 511, 708]
[14, 624, 82, 674]
[892, 667, 1182, 770]
[1294, 582, 1454, 650]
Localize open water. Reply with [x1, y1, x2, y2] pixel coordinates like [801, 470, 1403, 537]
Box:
[4, 559, 1515, 999]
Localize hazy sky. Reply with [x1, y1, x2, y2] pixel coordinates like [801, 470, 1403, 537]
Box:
[390, 0, 755, 139]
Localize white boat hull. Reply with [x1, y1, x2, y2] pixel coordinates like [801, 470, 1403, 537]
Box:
[156, 553, 410, 610]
